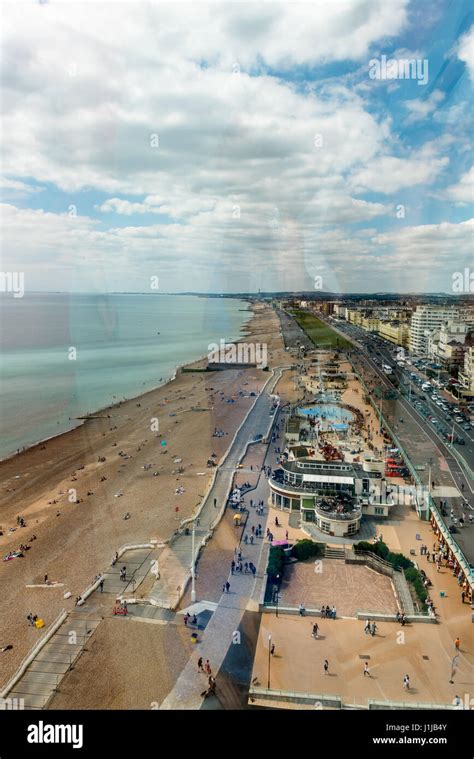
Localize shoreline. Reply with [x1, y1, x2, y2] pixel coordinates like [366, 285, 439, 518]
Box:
[1, 303, 253, 464]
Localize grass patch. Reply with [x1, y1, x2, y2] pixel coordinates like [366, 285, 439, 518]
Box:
[288, 309, 352, 349]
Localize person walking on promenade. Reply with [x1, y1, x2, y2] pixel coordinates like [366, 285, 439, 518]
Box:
[363, 662, 371, 677]
[312, 622, 319, 639]
[250, 535, 254, 545]
[461, 590, 465, 603]
[455, 636, 460, 651]
[197, 657, 203, 672]
[370, 622, 377, 637]
[231, 560, 235, 574]
[323, 659, 329, 675]
[225, 581, 230, 593]
[205, 660, 212, 675]
[99, 578, 104, 592]
[364, 619, 370, 634]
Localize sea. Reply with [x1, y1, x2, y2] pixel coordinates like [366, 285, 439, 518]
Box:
[0, 293, 250, 460]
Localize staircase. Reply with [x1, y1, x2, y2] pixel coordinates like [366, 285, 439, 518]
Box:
[324, 545, 345, 560]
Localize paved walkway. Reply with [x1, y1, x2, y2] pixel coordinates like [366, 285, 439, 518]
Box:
[159, 398, 288, 708]
[149, 369, 285, 608]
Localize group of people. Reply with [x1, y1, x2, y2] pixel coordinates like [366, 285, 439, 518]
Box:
[364, 620, 378, 636]
[395, 611, 408, 625]
[119, 566, 127, 581]
[230, 559, 256, 576]
[320, 605, 336, 619]
[26, 613, 39, 627]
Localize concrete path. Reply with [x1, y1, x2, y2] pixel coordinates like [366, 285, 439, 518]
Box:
[149, 369, 284, 609]
[159, 402, 287, 709]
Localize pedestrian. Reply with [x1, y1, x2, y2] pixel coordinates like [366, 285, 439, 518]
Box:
[363, 662, 370, 677]
[323, 659, 329, 675]
[461, 591, 465, 603]
[44, 574, 48, 584]
[244, 534, 248, 544]
[275, 516, 279, 527]
[312, 622, 319, 639]
[244, 562, 249, 573]
[231, 560, 235, 574]
[455, 636, 460, 651]
[205, 660, 212, 675]
[99, 578, 104, 592]
[250, 535, 254, 545]
[285, 530, 289, 540]
[403, 674, 410, 691]
[214, 498, 217, 507]
[364, 619, 370, 634]
[197, 657, 204, 672]
[299, 603, 305, 616]
[331, 605, 336, 619]
[370, 622, 377, 637]
[225, 581, 230, 593]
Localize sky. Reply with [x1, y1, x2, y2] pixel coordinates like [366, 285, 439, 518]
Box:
[1, 0, 473, 294]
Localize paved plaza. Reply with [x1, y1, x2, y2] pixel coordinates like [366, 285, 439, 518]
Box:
[253, 613, 472, 707]
[279, 559, 399, 617]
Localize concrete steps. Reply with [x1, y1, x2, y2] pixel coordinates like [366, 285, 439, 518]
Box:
[324, 546, 346, 560]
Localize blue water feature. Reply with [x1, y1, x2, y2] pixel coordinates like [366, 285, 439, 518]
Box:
[297, 404, 353, 425]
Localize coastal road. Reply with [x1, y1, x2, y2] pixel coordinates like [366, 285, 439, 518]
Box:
[295, 311, 474, 567]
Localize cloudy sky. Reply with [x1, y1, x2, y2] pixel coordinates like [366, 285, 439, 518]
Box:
[1, 0, 473, 294]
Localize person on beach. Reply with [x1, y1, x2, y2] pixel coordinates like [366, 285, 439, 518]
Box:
[312, 623, 319, 639]
[363, 662, 370, 677]
[323, 659, 329, 675]
[197, 657, 203, 672]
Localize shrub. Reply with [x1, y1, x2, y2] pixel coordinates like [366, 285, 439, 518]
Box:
[266, 546, 285, 582]
[405, 567, 428, 609]
[291, 539, 325, 561]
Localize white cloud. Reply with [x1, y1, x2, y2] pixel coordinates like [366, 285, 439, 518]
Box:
[456, 25, 474, 79]
[440, 166, 474, 204]
[404, 89, 445, 123]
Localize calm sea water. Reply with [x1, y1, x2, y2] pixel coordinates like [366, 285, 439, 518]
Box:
[0, 293, 250, 459]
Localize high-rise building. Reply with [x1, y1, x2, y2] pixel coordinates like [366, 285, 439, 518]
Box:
[409, 305, 461, 355]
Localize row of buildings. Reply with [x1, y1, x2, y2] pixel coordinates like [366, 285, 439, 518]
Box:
[306, 301, 474, 403]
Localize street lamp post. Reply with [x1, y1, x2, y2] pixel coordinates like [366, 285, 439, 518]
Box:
[267, 634, 272, 689]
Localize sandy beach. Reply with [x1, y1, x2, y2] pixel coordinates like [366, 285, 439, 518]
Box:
[0, 302, 288, 688]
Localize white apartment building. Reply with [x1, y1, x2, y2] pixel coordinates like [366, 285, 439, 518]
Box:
[428, 322, 469, 368]
[409, 305, 462, 356]
[458, 346, 474, 402]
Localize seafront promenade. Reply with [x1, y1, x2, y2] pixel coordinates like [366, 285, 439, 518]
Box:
[147, 367, 285, 609]
[160, 400, 286, 709]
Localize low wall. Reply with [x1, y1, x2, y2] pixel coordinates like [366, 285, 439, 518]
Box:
[249, 686, 341, 709]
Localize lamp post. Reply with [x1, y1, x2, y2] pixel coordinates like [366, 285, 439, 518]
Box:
[267, 634, 272, 689]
